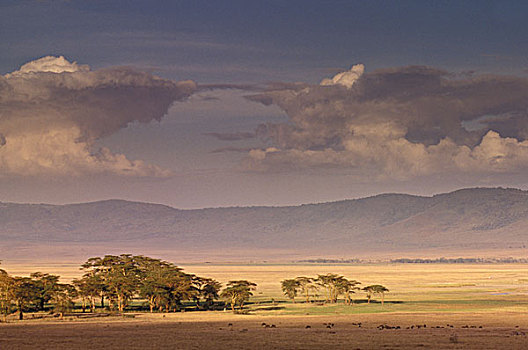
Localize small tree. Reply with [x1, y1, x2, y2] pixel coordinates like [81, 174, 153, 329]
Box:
[363, 285, 389, 305]
[336, 279, 361, 305]
[295, 277, 317, 303]
[193, 277, 222, 310]
[0, 269, 13, 322]
[52, 284, 76, 319]
[280, 279, 300, 303]
[11, 277, 38, 320]
[316, 274, 351, 303]
[30, 272, 60, 311]
[220, 280, 257, 312]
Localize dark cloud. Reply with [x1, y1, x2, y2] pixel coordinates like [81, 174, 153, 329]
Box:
[243, 65, 528, 178]
[204, 131, 255, 141]
[210, 146, 254, 154]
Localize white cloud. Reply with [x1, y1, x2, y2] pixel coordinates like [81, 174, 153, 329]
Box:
[245, 64, 528, 179]
[0, 56, 196, 177]
[320, 64, 364, 88]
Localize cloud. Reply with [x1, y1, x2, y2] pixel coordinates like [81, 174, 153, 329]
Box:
[210, 146, 254, 154]
[320, 64, 364, 89]
[0, 56, 196, 177]
[204, 131, 255, 141]
[244, 64, 528, 179]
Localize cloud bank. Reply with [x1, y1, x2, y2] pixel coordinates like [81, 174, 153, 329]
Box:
[0, 56, 196, 177]
[245, 65, 528, 179]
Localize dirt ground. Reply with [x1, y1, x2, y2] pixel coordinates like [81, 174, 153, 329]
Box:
[0, 311, 527, 349]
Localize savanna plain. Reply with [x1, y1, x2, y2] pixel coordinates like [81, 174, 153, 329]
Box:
[1, 263, 528, 349]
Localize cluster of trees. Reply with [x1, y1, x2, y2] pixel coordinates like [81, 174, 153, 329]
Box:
[0, 269, 75, 320]
[281, 274, 389, 305]
[74, 255, 225, 313]
[0, 254, 258, 320]
[0, 256, 392, 321]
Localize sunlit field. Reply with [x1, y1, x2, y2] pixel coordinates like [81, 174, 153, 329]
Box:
[1, 263, 528, 349]
[3, 262, 528, 314]
[178, 264, 528, 314]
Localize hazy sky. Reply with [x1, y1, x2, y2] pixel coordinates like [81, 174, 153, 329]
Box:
[1, 0, 528, 208]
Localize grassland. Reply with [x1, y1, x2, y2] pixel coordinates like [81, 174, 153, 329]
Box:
[1, 263, 527, 349]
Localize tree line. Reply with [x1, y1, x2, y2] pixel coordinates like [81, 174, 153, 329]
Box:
[0, 255, 391, 321]
[0, 254, 258, 320]
[281, 274, 389, 305]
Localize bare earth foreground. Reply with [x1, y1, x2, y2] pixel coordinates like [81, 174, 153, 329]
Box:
[1, 312, 528, 350]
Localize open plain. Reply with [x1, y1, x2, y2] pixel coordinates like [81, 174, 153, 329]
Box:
[1, 263, 527, 349]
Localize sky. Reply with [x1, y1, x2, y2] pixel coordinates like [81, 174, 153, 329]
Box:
[1, 0, 528, 208]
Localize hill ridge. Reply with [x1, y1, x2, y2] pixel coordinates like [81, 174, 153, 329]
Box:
[1, 187, 527, 260]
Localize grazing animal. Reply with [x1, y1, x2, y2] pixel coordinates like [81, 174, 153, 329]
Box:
[305, 325, 311, 329]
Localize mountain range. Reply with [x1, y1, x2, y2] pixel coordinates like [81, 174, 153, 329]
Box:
[1, 187, 527, 261]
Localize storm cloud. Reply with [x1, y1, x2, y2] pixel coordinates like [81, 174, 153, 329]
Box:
[245, 65, 528, 179]
[0, 56, 196, 177]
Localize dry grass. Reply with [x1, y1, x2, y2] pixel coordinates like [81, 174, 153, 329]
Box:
[1, 263, 527, 349]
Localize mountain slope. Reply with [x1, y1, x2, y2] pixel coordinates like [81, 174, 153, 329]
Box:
[1, 188, 528, 258]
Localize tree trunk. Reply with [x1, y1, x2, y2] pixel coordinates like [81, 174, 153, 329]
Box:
[117, 295, 123, 312]
[100, 295, 105, 309]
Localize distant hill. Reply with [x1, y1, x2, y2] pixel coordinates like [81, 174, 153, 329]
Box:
[1, 188, 528, 261]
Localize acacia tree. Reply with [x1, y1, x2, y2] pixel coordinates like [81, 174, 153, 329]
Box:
[363, 285, 389, 305]
[317, 274, 351, 303]
[280, 279, 300, 303]
[30, 272, 60, 311]
[0, 269, 13, 321]
[192, 277, 222, 310]
[72, 274, 102, 313]
[220, 280, 257, 312]
[295, 277, 318, 303]
[336, 278, 361, 305]
[162, 269, 195, 312]
[10, 277, 38, 320]
[138, 259, 180, 313]
[81, 254, 141, 312]
[137, 257, 214, 312]
[52, 283, 76, 319]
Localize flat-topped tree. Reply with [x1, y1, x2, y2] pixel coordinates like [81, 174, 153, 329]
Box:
[317, 274, 357, 303]
[52, 283, 76, 319]
[0, 269, 12, 321]
[295, 277, 318, 303]
[30, 272, 60, 311]
[81, 254, 142, 312]
[192, 276, 222, 310]
[220, 280, 257, 312]
[363, 284, 389, 305]
[281, 278, 300, 303]
[11, 277, 38, 320]
[336, 278, 361, 305]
